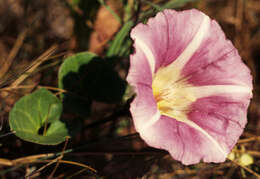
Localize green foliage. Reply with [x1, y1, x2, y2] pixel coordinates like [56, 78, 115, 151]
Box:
[163, 0, 197, 8]
[72, 0, 80, 6]
[9, 88, 68, 145]
[141, 0, 198, 19]
[58, 52, 97, 94]
[107, 21, 134, 57]
[97, 0, 122, 24]
[59, 52, 126, 116]
[58, 52, 96, 115]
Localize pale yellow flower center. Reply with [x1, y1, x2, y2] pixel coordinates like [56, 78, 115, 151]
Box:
[152, 66, 196, 120]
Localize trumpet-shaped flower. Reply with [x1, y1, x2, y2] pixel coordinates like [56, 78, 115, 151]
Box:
[127, 9, 253, 165]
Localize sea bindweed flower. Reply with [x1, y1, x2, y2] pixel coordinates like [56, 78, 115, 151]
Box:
[127, 9, 253, 165]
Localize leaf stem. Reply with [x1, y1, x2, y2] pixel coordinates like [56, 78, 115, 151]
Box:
[43, 104, 52, 136]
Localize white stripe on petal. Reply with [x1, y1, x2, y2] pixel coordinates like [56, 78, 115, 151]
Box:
[168, 14, 210, 71]
[139, 110, 161, 132]
[135, 37, 156, 74]
[178, 116, 228, 157]
[185, 85, 252, 99]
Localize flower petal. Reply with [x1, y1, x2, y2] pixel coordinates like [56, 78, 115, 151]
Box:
[185, 49, 252, 87]
[127, 47, 153, 86]
[131, 9, 206, 73]
[162, 9, 206, 67]
[187, 95, 250, 154]
[140, 116, 228, 165]
[127, 9, 253, 165]
[130, 11, 168, 74]
[129, 84, 160, 132]
[164, 11, 210, 72]
[181, 19, 252, 87]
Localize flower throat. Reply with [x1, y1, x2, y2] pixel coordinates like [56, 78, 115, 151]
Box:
[152, 66, 196, 120]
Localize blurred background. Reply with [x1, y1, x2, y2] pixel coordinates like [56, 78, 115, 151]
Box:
[0, 0, 259, 178]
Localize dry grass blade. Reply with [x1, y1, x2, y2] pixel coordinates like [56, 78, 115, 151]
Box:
[10, 45, 58, 88]
[0, 153, 55, 166]
[24, 138, 97, 178]
[0, 45, 58, 91]
[0, 85, 35, 92]
[0, 158, 13, 166]
[65, 168, 89, 179]
[0, 29, 27, 79]
[23, 139, 68, 178]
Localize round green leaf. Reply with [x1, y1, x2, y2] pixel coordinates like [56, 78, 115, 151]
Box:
[58, 52, 97, 115]
[58, 52, 97, 92]
[9, 88, 69, 145]
[58, 52, 126, 116]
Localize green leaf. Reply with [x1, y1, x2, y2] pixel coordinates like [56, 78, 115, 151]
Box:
[58, 52, 126, 116]
[9, 88, 68, 145]
[106, 21, 134, 57]
[58, 52, 97, 94]
[58, 52, 97, 115]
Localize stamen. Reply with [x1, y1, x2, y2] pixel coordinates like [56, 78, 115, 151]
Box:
[152, 67, 196, 120]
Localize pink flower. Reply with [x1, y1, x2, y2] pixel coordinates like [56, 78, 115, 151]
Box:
[127, 9, 253, 165]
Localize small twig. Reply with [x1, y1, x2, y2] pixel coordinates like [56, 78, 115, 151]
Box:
[25, 138, 69, 178]
[228, 159, 260, 178]
[24, 159, 96, 179]
[37, 86, 67, 94]
[25, 159, 57, 178]
[232, 149, 260, 157]
[238, 136, 260, 144]
[48, 137, 70, 179]
[47, 51, 69, 60]
[45, 160, 96, 173]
